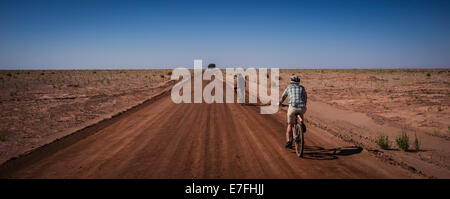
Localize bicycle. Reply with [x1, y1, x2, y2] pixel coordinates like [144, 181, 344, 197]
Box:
[281, 104, 305, 158]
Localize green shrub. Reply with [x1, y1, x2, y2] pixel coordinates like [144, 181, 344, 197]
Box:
[396, 131, 409, 151]
[414, 133, 420, 151]
[207, 63, 216, 68]
[376, 134, 390, 149]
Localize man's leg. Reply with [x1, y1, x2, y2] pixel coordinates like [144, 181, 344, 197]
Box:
[285, 123, 293, 148]
[299, 108, 307, 132]
[285, 107, 294, 148]
[300, 107, 307, 123]
[286, 124, 292, 143]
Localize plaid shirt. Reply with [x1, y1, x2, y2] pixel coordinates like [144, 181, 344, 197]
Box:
[279, 83, 307, 108]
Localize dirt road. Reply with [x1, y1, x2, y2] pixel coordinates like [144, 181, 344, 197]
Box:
[0, 80, 419, 178]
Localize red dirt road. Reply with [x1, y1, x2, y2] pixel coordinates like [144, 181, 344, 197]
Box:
[0, 81, 419, 178]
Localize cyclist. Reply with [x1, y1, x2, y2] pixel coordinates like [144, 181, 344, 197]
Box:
[279, 76, 307, 149]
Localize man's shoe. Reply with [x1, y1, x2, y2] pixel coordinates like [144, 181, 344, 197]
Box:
[294, 135, 300, 142]
[285, 141, 292, 149]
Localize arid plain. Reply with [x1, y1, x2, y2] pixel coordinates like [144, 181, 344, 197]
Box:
[0, 69, 448, 178]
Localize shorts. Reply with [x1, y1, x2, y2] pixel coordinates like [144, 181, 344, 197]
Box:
[287, 106, 306, 124]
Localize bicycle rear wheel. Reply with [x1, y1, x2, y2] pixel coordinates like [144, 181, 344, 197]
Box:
[294, 123, 304, 158]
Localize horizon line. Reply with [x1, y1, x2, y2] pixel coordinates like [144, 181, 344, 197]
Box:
[1, 65, 449, 70]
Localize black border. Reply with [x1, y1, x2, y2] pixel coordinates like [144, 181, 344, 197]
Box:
[1, 179, 447, 198]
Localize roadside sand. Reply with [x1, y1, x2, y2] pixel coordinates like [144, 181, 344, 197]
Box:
[0, 70, 172, 164]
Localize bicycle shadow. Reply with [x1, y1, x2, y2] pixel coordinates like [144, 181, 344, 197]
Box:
[296, 145, 363, 160]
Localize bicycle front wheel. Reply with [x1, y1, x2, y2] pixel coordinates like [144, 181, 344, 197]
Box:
[294, 123, 304, 158]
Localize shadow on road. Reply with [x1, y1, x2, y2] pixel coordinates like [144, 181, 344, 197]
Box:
[299, 146, 363, 160]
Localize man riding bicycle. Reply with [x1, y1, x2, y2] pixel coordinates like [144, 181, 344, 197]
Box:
[279, 76, 307, 149]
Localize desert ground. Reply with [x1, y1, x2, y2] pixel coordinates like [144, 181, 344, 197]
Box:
[282, 69, 450, 178]
[0, 70, 173, 164]
[0, 69, 448, 178]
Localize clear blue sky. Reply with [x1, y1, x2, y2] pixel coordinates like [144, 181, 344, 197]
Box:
[1, 0, 449, 69]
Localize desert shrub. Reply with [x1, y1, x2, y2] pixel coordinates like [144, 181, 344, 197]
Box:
[207, 63, 216, 68]
[396, 131, 409, 151]
[167, 71, 172, 76]
[433, 129, 439, 136]
[414, 133, 420, 151]
[426, 73, 431, 77]
[160, 74, 165, 78]
[376, 134, 390, 149]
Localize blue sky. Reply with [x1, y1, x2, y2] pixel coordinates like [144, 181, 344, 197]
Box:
[0, 0, 449, 69]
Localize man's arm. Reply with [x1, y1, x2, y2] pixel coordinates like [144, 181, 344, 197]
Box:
[279, 87, 288, 105]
